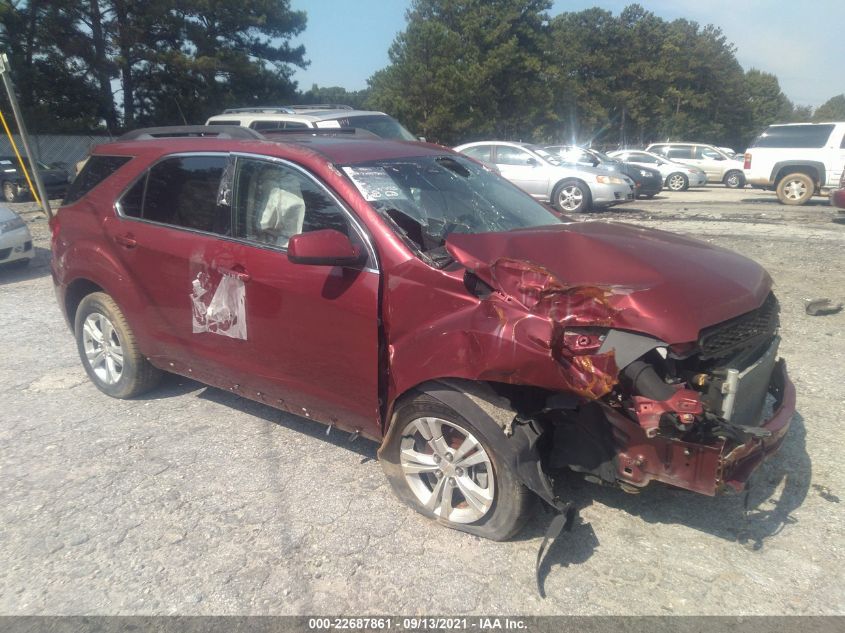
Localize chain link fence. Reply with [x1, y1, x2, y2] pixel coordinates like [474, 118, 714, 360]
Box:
[0, 134, 110, 169]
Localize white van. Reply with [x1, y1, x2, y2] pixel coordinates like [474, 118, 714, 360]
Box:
[206, 105, 417, 141]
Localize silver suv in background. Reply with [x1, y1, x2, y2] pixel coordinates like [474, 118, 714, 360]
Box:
[454, 141, 634, 213]
[608, 149, 707, 191]
[743, 122, 845, 205]
[206, 105, 418, 141]
[646, 142, 746, 188]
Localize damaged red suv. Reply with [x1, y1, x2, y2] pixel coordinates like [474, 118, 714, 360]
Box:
[51, 126, 795, 540]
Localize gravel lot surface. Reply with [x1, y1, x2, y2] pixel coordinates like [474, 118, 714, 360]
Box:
[1, 186, 843, 616]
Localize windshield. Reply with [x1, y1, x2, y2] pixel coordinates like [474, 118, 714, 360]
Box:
[324, 114, 417, 141]
[342, 154, 561, 265]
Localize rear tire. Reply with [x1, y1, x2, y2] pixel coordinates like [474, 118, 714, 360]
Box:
[381, 393, 532, 541]
[3, 180, 19, 203]
[776, 172, 814, 205]
[666, 172, 688, 191]
[74, 292, 161, 398]
[552, 180, 591, 213]
[724, 170, 745, 189]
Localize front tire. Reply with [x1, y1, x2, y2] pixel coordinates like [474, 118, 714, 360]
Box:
[552, 180, 591, 213]
[723, 170, 745, 189]
[381, 394, 532, 541]
[666, 172, 689, 191]
[776, 172, 814, 205]
[74, 292, 161, 398]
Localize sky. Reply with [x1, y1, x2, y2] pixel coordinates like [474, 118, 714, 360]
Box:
[288, 0, 845, 109]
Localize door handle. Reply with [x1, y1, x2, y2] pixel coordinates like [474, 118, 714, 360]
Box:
[222, 265, 251, 283]
[114, 233, 137, 248]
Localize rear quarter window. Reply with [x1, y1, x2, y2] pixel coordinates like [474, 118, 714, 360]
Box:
[64, 155, 132, 204]
[751, 124, 835, 148]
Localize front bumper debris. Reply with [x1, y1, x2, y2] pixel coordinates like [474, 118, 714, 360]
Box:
[602, 359, 795, 495]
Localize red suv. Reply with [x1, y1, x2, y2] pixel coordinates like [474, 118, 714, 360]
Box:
[51, 126, 796, 540]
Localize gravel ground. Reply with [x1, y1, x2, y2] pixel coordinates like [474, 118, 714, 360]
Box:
[0, 186, 843, 616]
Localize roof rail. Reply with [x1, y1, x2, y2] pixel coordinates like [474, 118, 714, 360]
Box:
[221, 106, 296, 114]
[285, 104, 354, 111]
[117, 125, 263, 141]
[261, 127, 380, 140]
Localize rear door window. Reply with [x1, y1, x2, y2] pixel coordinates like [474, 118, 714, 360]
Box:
[118, 155, 230, 234]
[494, 146, 534, 166]
[697, 147, 723, 160]
[461, 146, 493, 164]
[751, 125, 835, 148]
[249, 120, 310, 131]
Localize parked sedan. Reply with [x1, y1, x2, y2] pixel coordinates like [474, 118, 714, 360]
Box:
[608, 150, 708, 191]
[0, 204, 34, 267]
[546, 145, 663, 199]
[1, 156, 70, 203]
[454, 141, 634, 213]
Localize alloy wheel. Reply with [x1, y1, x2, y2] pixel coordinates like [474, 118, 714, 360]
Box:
[81, 312, 125, 385]
[558, 186, 584, 212]
[667, 174, 686, 191]
[782, 178, 807, 201]
[399, 416, 495, 524]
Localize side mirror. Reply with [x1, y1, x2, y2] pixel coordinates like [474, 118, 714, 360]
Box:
[287, 229, 366, 267]
[526, 157, 539, 167]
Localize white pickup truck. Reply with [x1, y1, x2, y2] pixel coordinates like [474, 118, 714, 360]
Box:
[743, 122, 845, 205]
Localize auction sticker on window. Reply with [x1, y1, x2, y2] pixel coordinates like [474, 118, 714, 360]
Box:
[342, 166, 408, 202]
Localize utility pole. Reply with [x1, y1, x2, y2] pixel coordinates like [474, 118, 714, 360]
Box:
[0, 52, 53, 218]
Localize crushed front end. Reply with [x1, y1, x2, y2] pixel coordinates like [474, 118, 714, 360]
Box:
[544, 292, 796, 496]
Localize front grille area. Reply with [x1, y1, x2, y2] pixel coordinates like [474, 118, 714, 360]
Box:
[0, 247, 11, 261]
[698, 293, 779, 361]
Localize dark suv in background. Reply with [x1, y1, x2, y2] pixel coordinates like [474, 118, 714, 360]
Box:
[51, 126, 795, 540]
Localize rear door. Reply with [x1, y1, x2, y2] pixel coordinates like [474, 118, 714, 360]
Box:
[693, 146, 727, 180]
[104, 153, 232, 368]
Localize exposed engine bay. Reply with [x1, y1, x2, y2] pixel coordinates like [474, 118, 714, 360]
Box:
[474, 292, 793, 502]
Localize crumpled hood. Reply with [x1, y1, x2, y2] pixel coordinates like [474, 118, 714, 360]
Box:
[446, 221, 771, 344]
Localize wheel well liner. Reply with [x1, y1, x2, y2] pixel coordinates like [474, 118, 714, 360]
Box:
[64, 278, 104, 327]
[771, 161, 825, 187]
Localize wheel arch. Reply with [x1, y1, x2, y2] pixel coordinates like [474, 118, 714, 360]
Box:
[379, 378, 560, 509]
[551, 176, 591, 198]
[772, 161, 825, 188]
[550, 177, 592, 212]
[64, 278, 105, 327]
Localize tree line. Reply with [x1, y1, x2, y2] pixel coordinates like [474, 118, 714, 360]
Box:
[1, 0, 843, 149]
[366, 0, 845, 148]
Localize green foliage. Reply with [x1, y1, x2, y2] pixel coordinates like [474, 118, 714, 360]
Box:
[299, 85, 369, 110]
[366, 1, 821, 150]
[813, 94, 845, 122]
[0, 0, 307, 131]
[367, 0, 554, 145]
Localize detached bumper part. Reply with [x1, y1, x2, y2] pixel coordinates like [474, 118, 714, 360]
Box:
[606, 359, 795, 495]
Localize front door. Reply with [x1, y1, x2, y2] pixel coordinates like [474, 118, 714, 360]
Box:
[201, 156, 381, 436]
[494, 146, 549, 197]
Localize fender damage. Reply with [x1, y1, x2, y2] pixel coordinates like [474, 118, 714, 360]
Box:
[383, 221, 796, 508]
